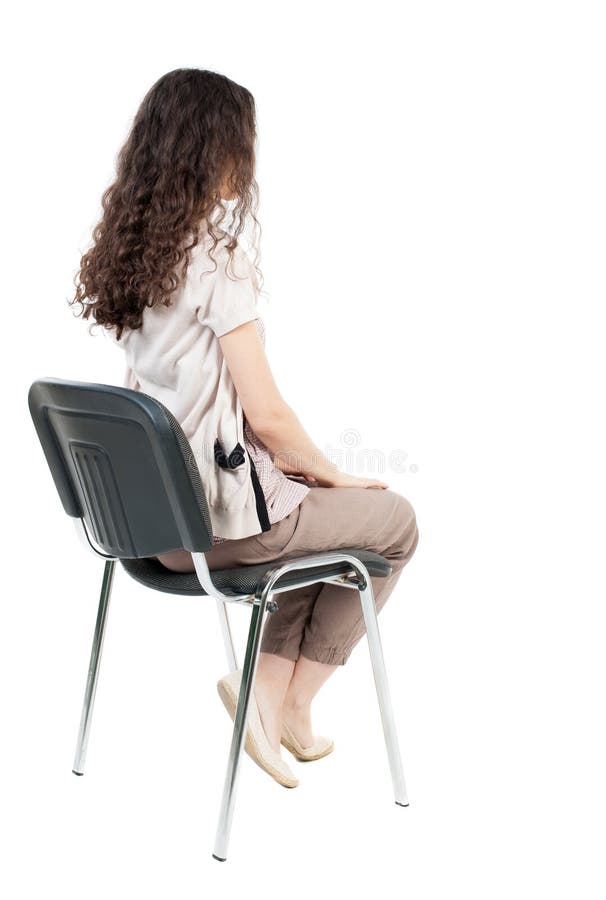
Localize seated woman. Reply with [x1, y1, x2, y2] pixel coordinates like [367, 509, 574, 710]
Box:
[70, 67, 419, 790]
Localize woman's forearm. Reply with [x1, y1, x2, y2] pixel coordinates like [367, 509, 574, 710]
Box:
[251, 404, 339, 481]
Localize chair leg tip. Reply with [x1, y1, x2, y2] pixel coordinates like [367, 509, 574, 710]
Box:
[72, 770, 84, 777]
[212, 854, 227, 862]
[395, 800, 409, 807]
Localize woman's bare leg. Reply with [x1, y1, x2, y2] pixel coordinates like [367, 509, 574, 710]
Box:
[253, 652, 338, 752]
[154, 550, 195, 572]
[282, 655, 339, 747]
[152, 550, 329, 752]
[253, 652, 296, 752]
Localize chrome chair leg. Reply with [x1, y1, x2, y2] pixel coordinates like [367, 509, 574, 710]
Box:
[358, 576, 409, 806]
[215, 598, 239, 672]
[212, 589, 272, 862]
[72, 559, 116, 775]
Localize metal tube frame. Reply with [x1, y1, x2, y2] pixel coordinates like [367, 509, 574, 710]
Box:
[71, 519, 409, 865]
[72, 557, 116, 774]
[197, 550, 409, 863]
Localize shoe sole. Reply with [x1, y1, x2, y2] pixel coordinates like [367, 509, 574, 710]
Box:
[217, 679, 299, 789]
[280, 735, 335, 762]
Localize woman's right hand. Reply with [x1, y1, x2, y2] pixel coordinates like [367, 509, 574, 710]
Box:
[314, 469, 389, 490]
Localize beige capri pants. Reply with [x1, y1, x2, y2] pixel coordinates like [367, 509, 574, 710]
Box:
[204, 485, 419, 666]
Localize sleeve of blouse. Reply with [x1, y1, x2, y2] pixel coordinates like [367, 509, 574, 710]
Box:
[195, 242, 259, 337]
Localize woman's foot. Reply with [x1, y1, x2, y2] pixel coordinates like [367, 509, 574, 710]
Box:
[217, 670, 299, 788]
[280, 696, 334, 761]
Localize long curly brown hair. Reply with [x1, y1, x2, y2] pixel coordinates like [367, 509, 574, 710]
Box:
[70, 68, 263, 340]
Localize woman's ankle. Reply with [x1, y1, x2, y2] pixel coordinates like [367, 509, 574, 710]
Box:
[282, 696, 314, 746]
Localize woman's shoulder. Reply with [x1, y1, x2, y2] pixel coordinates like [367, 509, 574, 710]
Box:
[183, 229, 262, 337]
[189, 227, 256, 283]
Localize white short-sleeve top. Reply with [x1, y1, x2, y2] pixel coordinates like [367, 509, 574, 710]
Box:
[107, 227, 310, 542]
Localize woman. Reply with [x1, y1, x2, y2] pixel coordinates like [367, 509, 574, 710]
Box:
[71, 67, 419, 789]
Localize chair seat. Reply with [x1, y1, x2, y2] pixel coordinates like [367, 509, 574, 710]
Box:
[120, 548, 392, 597]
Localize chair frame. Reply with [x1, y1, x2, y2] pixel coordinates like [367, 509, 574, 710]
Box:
[72, 515, 409, 862]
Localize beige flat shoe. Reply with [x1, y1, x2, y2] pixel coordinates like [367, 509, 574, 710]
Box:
[217, 669, 299, 789]
[281, 720, 335, 762]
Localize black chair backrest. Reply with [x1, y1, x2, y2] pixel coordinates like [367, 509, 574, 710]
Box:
[28, 378, 214, 558]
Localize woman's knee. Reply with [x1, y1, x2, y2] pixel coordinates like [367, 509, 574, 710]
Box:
[388, 491, 418, 555]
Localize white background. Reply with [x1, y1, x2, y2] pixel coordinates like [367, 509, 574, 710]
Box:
[2, 1, 605, 896]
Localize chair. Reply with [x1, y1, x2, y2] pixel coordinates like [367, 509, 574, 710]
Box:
[27, 376, 409, 862]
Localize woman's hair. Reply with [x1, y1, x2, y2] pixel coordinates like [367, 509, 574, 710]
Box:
[70, 68, 262, 340]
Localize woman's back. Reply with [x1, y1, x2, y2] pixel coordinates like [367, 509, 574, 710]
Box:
[109, 227, 310, 542]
